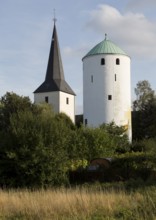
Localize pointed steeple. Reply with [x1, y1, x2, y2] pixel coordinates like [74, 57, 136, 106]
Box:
[45, 22, 65, 81]
[34, 22, 75, 95]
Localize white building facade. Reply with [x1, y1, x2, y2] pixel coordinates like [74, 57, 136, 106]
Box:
[34, 91, 75, 123]
[83, 35, 132, 141]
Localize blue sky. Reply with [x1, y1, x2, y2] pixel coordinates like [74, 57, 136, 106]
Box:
[0, 0, 156, 113]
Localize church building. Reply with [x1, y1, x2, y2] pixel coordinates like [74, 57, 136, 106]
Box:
[34, 21, 75, 123]
[34, 19, 132, 141]
[82, 34, 132, 141]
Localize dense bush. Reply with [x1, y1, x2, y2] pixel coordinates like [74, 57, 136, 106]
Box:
[0, 93, 71, 187]
[0, 92, 155, 188]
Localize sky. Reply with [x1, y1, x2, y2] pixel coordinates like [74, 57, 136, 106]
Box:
[0, 0, 156, 114]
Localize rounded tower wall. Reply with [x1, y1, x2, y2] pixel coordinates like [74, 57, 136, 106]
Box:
[83, 54, 131, 139]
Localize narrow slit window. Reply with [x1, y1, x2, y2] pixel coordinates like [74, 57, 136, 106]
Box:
[45, 96, 49, 103]
[116, 58, 120, 65]
[91, 75, 93, 83]
[66, 97, 69, 104]
[115, 74, 117, 81]
[108, 95, 112, 100]
[85, 119, 88, 126]
[101, 58, 105, 65]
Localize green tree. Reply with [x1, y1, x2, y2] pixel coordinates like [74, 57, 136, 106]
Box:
[0, 92, 32, 131]
[0, 108, 68, 187]
[133, 80, 155, 111]
[100, 122, 130, 153]
[132, 80, 156, 140]
[82, 127, 114, 160]
[0, 93, 72, 187]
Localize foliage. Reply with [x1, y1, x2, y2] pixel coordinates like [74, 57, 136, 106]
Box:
[133, 80, 155, 111]
[100, 122, 130, 153]
[82, 127, 114, 160]
[67, 122, 130, 163]
[132, 80, 156, 140]
[0, 92, 32, 130]
[0, 93, 72, 187]
[109, 152, 156, 181]
[132, 138, 156, 155]
[100, 121, 126, 136]
[0, 90, 155, 188]
[68, 159, 88, 171]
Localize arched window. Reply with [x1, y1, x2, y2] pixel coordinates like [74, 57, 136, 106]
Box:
[116, 58, 120, 65]
[101, 58, 105, 65]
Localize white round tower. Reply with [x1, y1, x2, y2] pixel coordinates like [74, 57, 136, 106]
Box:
[82, 35, 132, 141]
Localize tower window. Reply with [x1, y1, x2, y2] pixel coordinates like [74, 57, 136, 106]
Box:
[101, 58, 105, 65]
[45, 96, 49, 103]
[91, 75, 93, 83]
[116, 58, 120, 65]
[108, 95, 112, 100]
[66, 97, 69, 104]
[115, 74, 117, 81]
[85, 119, 88, 126]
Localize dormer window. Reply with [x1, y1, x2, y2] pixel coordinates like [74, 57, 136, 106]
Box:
[101, 58, 105, 65]
[116, 58, 120, 65]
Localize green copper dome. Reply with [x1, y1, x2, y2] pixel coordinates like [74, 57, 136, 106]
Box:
[83, 35, 127, 59]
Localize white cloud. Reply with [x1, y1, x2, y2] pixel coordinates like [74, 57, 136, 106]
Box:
[86, 4, 156, 59]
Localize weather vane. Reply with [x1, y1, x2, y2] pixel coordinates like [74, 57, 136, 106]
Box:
[53, 9, 57, 23]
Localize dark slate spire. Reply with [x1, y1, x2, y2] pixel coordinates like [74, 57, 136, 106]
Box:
[34, 22, 75, 95]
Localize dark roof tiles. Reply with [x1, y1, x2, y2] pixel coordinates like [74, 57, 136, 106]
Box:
[34, 23, 75, 95]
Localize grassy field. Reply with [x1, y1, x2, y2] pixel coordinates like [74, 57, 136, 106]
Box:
[0, 185, 156, 220]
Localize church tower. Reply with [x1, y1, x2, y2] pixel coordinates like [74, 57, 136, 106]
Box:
[82, 35, 132, 141]
[34, 21, 75, 123]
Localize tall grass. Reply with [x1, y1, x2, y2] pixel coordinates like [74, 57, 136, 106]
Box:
[0, 186, 156, 219]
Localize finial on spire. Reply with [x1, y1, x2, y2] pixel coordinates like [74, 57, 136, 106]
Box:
[105, 33, 108, 40]
[53, 9, 57, 23]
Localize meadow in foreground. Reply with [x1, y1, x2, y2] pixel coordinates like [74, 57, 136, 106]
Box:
[0, 184, 156, 220]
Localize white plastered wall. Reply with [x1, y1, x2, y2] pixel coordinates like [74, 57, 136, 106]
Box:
[83, 54, 132, 141]
[34, 91, 75, 123]
[59, 91, 75, 123]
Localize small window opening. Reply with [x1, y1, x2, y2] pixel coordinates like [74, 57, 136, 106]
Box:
[101, 58, 105, 65]
[108, 95, 112, 100]
[116, 58, 120, 65]
[66, 97, 69, 104]
[45, 96, 49, 103]
[85, 119, 88, 126]
[91, 75, 93, 83]
[115, 74, 117, 81]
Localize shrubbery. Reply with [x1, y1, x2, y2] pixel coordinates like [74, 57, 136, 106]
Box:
[0, 92, 155, 188]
